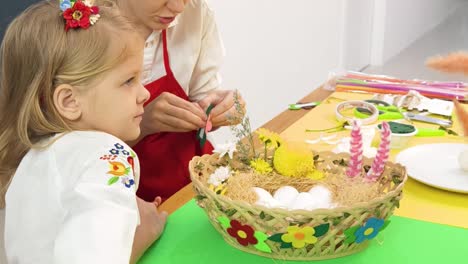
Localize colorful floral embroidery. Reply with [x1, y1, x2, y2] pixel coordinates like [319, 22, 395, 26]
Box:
[99, 154, 117, 161]
[344, 217, 389, 244]
[127, 156, 135, 175]
[109, 143, 129, 155]
[217, 216, 272, 253]
[121, 177, 135, 188]
[108, 161, 130, 176]
[114, 143, 124, 150]
[110, 149, 119, 155]
[100, 142, 137, 189]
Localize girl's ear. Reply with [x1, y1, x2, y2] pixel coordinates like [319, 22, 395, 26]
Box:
[53, 84, 82, 121]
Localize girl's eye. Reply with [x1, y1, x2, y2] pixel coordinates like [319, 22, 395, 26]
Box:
[124, 77, 135, 86]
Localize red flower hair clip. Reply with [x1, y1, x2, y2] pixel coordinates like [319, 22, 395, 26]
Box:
[61, 0, 100, 31]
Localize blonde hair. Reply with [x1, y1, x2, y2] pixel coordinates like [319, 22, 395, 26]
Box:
[0, 0, 134, 206]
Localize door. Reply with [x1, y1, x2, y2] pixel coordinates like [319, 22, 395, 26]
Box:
[340, 0, 374, 70]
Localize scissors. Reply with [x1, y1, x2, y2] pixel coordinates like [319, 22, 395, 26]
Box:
[288, 101, 320, 110]
[354, 99, 404, 120]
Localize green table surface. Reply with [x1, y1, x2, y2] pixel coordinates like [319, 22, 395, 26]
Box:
[139, 200, 468, 264]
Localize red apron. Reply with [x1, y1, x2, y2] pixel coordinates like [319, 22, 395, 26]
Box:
[134, 30, 213, 202]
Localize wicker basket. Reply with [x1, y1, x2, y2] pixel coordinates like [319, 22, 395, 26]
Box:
[189, 151, 407, 260]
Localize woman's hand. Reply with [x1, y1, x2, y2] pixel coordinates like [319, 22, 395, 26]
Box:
[141, 92, 207, 136]
[197, 90, 246, 127]
[130, 197, 168, 264]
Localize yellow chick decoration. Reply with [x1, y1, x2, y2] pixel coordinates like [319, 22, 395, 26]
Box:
[273, 143, 324, 180]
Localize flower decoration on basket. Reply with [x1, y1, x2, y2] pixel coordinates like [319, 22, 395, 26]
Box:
[189, 91, 407, 260]
[344, 217, 390, 244]
[60, 0, 100, 31]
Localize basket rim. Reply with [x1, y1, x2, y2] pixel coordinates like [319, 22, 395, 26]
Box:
[189, 151, 408, 216]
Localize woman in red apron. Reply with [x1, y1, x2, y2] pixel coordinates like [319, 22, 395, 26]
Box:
[133, 30, 215, 202]
[107, 0, 245, 202]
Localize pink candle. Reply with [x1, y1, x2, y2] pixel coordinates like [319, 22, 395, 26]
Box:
[346, 120, 363, 178]
[367, 122, 391, 181]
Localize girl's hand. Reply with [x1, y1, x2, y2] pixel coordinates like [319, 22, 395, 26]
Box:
[152, 196, 162, 207]
[197, 90, 246, 127]
[130, 197, 168, 264]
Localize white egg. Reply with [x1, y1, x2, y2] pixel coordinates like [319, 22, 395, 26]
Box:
[290, 192, 320, 210]
[253, 187, 280, 208]
[458, 149, 468, 172]
[273, 186, 299, 207]
[308, 185, 331, 200]
[253, 187, 273, 200]
[308, 185, 333, 209]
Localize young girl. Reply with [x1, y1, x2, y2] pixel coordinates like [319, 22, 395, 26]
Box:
[0, 1, 166, 263]
[97, 0, 246, 203]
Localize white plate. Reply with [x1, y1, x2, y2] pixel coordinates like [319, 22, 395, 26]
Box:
[395, 143, 468, 193]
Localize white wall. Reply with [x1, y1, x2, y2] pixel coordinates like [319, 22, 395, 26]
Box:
[341, 0, 374, 70]
[207, 0, 465, 144]
[208, 0, 346, 144]
[372, 0, 466, 65]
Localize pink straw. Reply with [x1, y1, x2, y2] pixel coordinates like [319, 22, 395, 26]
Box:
[346, 120, 363, 178]
[367, 122, 391, 181]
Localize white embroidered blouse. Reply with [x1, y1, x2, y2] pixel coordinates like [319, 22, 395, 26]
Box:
[5, 131, 140, 264]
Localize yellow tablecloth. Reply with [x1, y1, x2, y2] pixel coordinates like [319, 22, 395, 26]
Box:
[281, 92, 468, 228]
